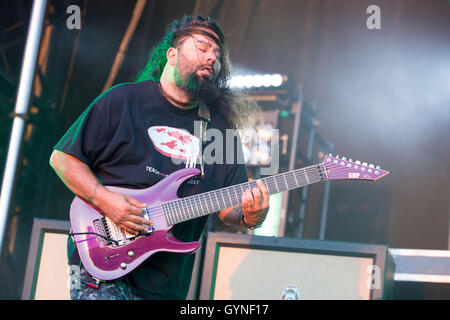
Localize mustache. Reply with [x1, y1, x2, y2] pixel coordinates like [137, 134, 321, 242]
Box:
[198, 64, 215, 75]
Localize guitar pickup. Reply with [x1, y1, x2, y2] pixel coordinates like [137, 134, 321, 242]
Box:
[141, 207, 154, 235]
[139, 226, 154, 236]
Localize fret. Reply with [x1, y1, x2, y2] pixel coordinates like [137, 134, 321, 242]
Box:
[262, 177, 272, 195]
[169, 202, 176, 224]
[177, 199, 185, 222]
[274, 176, 279, 193]
[224, 188, 229, 206]
[170, 201, 177, 223]
[226, 188, 234, 207]
[293, 170, 299, 186]
[233, 186, 240, 204]
[194, 195, 202, 216]
[203, 193, 211, 214]
[285, 172, 296, 190]
[203, 193, 210, 214]
[216, 190, 227, 209]
[163, 204, 171, 225]
[170, 204, 175, 225]
[219, 190, 227, 208]
[185, 198, 192, 221]
[187, 197, 195, 219]
[308, 167, 319, 182]
[303, 169, 310, 184]
[192, 196, 199, 217]
[282, 174, 289, 191]
[189, 196, 196, 219]
[194, 196, 200, 218]
[179, 200, 186, 222]
[168, 201, 175, 223]
[263, 179, 268, 190]
[207, 192, 215, 212]
[207, 192, 216, 212]
[262, 178, 269, 194]
[294, 170, 305, 187]
[214, 192, 221, 211]
[173, 202, 179, 224]
[182, 198, 189, 221]
[198, 194, 205, 216]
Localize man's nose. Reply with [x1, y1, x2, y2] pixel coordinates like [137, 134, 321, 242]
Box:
[206, 51, 217, 64]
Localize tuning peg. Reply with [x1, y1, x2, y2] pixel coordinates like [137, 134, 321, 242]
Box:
[329, 153, 333, 156]
[336, 155, 340, 159]
[362, 162, 368, 166]
[342, 157, 347, 161]
[368, 164, 374, 168]
[376, 165, 381, 169]
[349, 158, 353, 162]
[355, 160, 361, 165]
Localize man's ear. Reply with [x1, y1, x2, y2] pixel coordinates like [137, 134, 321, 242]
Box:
[166, 47, 178, 67]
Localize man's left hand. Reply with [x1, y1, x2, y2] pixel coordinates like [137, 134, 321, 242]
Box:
[241, 180, 270, 228]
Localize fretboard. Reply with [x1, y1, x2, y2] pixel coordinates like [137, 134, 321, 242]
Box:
[162, 164, 323, 226]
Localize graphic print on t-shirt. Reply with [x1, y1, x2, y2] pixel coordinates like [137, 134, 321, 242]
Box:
[148, 126, 200, 160]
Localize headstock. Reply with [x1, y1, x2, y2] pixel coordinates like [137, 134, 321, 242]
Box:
[321, 154, 389, 181]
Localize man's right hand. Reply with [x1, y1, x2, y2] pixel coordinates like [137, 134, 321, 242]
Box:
[49, 150, 153, 235]
[97, 190, 154, 235]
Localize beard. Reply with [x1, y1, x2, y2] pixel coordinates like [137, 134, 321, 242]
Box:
[174, 60, 221, 104]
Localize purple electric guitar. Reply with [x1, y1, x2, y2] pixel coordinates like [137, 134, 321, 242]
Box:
[70, 154, 389, 280]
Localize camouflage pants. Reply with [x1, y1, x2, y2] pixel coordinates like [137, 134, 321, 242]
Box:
[69, 264, 143, 300]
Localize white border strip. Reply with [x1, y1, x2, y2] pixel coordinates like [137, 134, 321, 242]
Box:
[394, 273, 450, 283]
[390, 249, 450, 258]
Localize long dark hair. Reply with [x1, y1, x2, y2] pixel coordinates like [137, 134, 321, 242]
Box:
[135, 15, 257, 129]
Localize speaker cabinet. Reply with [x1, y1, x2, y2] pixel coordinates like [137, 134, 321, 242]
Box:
[22, 219, 71, 300]
[199, 232, 395, 300]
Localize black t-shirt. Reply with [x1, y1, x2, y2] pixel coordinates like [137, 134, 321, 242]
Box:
[54, 80, 248, 299]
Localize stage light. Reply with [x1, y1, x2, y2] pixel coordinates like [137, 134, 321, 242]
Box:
[271, 74, 283, 87]
[262, 74, 273, 87]
[230, 73, 286, 89]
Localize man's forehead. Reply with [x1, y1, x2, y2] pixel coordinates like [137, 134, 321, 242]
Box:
[192, 27, 220, 42]
[182, 27, 221, 49]
[191, 34, 220, 49]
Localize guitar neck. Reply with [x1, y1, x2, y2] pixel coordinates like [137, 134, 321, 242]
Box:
[162, 164, 324, 226]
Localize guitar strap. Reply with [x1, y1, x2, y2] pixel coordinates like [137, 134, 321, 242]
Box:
[192, 103, 210, 178]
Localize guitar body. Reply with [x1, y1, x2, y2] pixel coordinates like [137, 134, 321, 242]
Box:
[70, 167, 202, 281]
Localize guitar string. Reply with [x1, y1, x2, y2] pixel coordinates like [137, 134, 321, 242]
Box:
[159, 163, 384, 225]
[116, 163, 383, 227]
[162, 166, 321, 224]
[106, 162, 383, 235]
[161, 165, 323, 224]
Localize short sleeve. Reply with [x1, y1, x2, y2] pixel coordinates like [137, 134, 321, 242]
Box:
[53, 95, 111, 168]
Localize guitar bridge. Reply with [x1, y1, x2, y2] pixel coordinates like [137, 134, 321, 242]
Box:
[94, 217, 126, 247]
